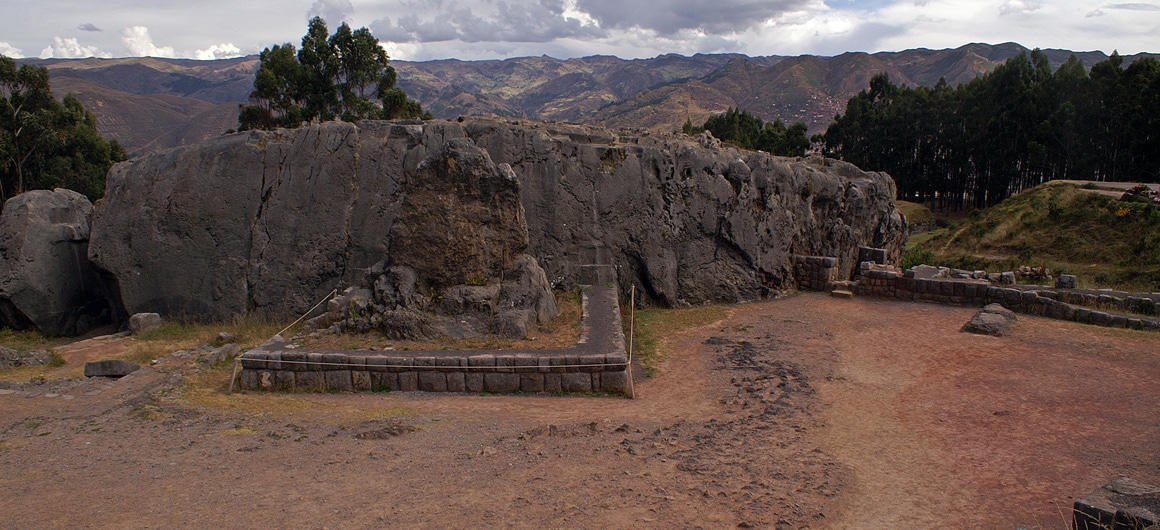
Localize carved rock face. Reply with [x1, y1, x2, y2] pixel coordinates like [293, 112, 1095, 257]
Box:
[88, 117, 906, 323]
[387, 137, 527, 292]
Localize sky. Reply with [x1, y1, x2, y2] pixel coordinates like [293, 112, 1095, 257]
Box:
[1, 0, 1157, 62]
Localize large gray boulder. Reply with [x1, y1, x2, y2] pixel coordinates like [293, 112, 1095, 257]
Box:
[312, 139, 558, 340]
[0, 189, 115, 336]
[89, 118, 906, 320]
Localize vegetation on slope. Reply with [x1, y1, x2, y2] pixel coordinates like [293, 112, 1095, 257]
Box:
[909, 182, 1160, 291]
[822, 50, 1160, 209]
[683, 107, 810, 157]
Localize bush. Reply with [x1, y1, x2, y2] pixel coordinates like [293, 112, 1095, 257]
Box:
[901, 248, 935, 270]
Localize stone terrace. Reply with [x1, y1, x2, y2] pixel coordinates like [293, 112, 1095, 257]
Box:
[237, 285, 631, 396]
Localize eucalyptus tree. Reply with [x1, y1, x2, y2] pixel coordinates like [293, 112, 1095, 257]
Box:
[239, 17, 427, 131]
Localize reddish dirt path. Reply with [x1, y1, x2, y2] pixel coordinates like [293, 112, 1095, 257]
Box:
[1, 293, 1157, 528]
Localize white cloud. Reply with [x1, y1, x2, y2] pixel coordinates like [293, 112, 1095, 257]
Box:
[38, 37, 111, 59]
[122, 26, 176, 57]
[308, 0, 354, 26]
[194, 43, 242, 60]
[0, 42, 23, 58]
[999, 0, 1042, 15]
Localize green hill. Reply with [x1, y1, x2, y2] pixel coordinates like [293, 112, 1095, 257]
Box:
[909, 182, 1160, 291]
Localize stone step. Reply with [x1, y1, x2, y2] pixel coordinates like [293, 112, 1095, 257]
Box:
[830, 289, 854, 299]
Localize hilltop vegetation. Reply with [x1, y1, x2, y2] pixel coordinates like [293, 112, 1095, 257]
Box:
[909, 182, 1160, 291]
[823, 50, 1160, 209]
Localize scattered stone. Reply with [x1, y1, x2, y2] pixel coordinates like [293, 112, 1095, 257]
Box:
[961, 303, 1018, 336]
[128, 313, 162, 335]
[84, 360, 141, 378]
[999, 272, 1016, 285]
[0, 347, 50, 369]
[1056, 274, 1078, 290]
[1074, 477, 1160, 530]
[906, 264, 944, 279]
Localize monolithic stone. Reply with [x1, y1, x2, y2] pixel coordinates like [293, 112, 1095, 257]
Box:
[83, 359, 140, 378]
[128, 313, 162, 335]
[325, 370, 354, 392]
[520, 373, 545, 393]
[484, 373, 520, 392]
[446, 373, 466, 392]
[352, 371, 372, 391]
[0, 189, 115, 336]
[418, 372, 447, 392]
[296, 371, 325, 392]
[600, 371, 629, 395]
[465, 373, 484, 392]
[961, 304, 1018, 337]
[544, 373, 562, 393]
[396, 372, 419, 391]
[89, 118, 905, 322]
[561, 372, 592, 392]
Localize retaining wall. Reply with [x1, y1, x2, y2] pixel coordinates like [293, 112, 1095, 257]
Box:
[237, 284, 632, 395]
[795, 255, 1160, 332]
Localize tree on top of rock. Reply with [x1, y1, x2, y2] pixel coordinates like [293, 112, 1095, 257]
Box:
[239, 17, 429, 131]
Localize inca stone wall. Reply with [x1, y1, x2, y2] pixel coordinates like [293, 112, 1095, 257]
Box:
[798, 257, 1160, 332]
[238, 284, 630, 396]
[90, 118, 905, 322]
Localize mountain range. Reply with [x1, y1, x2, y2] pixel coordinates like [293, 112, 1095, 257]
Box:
[28, 43, 1155, 156]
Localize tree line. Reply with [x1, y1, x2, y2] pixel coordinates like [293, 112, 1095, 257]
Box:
[820, 50, 1160, 209]
[0, 56, 126, 203]
[683, 108, 810, 157]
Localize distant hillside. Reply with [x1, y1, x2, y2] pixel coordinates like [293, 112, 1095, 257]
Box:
[25, 44, 1156, 155]
[912, 182, 1160, 291]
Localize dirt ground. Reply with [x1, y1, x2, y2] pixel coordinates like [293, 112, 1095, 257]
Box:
[2, 293, 1158, 529]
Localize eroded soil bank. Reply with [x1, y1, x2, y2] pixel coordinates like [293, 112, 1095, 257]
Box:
[1, 294, 1157, 528]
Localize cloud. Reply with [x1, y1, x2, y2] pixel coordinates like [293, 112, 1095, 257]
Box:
[194, 43, 242, 60]
[371, 0, 607, 44]
[122, 26, 176, 57]
[77, 23, 102, 32]
[0, 42, 22, 58]
[999, 0, 1042, 15]
[1106, 2, 1160, 9]
[308, 0, 354, 26]
[38, 37, 111, 59]
[575, 0, 809, 35]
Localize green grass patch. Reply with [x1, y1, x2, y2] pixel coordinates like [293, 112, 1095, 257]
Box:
[911, 181, 1160, 292]
[627, 304, 726, 377]
[0, 328, 49, 352]
[897, 200, 934, 225]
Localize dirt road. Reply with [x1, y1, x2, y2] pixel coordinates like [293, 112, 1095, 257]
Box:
[2, 293, 1157, 528]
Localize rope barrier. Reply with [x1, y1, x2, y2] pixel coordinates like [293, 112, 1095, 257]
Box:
[229, 288, 338, 394]
[238, 356, 630, 371]
[628, 284, 636, 399]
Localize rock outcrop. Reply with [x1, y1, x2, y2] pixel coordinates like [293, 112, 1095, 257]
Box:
[0, 189, 115, 336]
[89, 118, 905, 322]
[308, 139, 558, 339]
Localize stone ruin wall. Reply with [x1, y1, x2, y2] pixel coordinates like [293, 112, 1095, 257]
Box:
[794, 252, 1160, 332]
